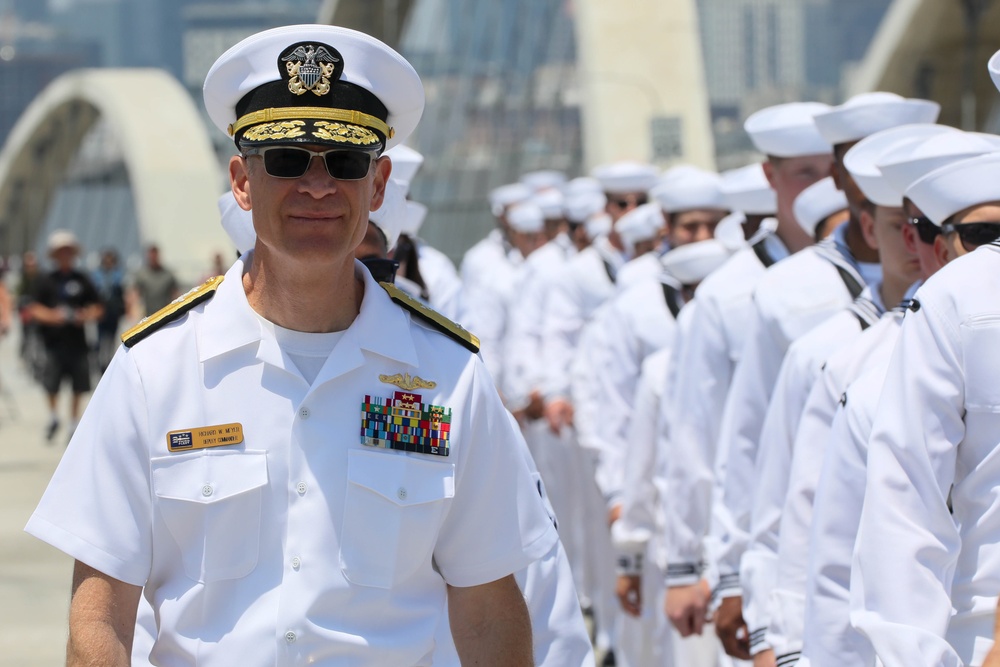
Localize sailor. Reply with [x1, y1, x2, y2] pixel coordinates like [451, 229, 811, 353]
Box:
[709, 93, 938, 661]
[739, 123, 949, 666]
[660, 102, 832, 653]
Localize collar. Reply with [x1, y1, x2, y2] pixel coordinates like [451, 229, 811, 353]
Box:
[197, 254, 418, 370]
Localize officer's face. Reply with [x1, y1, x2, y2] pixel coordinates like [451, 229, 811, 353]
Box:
[230, 144, 390, 267]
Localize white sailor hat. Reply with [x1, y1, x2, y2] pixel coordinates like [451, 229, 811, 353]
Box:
[720, 163, 777, 215]
[400, 200, 427, 237]
[506, 202, 546, 234]
[793, 177, 848, 237]
[990, 49, 1000, 93]
[368, 177, 407, 249]
[652, 166, 727, 214]
[564, 176, 603, 197]
[744, 102, 833, 157]
[591, 161, 659, 194]
[217, 192, 257, 255]
[905, 152, 1000, 224]
[585, 212, 613, 240]
[47, 229, 79, 253]
[204, 24, 424, 152]
[564, 190, 607, 224]
[662, 238, 732, 286]
[489, 183, 532, 217]
[713, 211, 748, 251]
[520, 169, 567, 192]
[532, 189, 565, 220]
[878, 130, 1000, 197]
[813, 92, 940, 146]
[615, 202, 664, 250]
[385, 144, 424, 189]
[844, 124, 953, 207]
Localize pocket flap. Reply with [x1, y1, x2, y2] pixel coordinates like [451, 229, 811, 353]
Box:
[347, 449, 455, 506]
[152, 451, 268, 503]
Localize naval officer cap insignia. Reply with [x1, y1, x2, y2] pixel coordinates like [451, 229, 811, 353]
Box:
[204, 24, 424, 153]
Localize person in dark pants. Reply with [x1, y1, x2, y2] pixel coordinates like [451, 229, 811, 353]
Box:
[91, 248, 126, 373]
[27, 230, 103, 442]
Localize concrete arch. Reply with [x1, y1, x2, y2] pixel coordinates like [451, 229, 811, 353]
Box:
[0, 68, 230, 283]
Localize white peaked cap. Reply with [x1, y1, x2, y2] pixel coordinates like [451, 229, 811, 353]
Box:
[905, 152, 1000, 224]
[203, 25, 424, 151]
[878, 130, 1000, 197]
[991, 49, 1000, 93]
[813, 92, 940, 146]
[793, 177, 848, 236]
[506, 202, 545, 234]
[385, 144, 424, 189]
[591, 161, 659, 194]
[714, 211, 749, 251]
[721, 163, 777, 214]
[615, 202, 664, 248]
[532, 188, 565, 219]
[652, 165, 727, 213]
[489, 182, 532, 217]
[47, 229, 79, 252]
[585, 212, 613, 240]
[217, 192, 257, 255]
[844, 124, 954, 207]
[369, 177, 407, 249]
[400, 200, 427, 237]
[662, 239, 733, 286]
[564, 190, 607, 224]
[744, 102, 833, 157]
[520, 169, 567, 192]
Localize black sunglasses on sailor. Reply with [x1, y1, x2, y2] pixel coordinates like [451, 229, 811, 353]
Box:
[908, 216, 942, 244]
[940, 221, 1000, 252]
[242, 146, 377, 180]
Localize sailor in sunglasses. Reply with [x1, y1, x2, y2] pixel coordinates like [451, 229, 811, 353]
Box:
[26, 24, 558, 667]
[853, 149, 1000, 666]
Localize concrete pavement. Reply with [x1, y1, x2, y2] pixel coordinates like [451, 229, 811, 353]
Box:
[0, 333, 83, 666]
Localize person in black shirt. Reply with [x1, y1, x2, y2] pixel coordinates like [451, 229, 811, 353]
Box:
[27, 230, 103, 442]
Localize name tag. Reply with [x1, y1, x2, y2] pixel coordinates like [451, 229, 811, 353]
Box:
[167, 423, 244, 452]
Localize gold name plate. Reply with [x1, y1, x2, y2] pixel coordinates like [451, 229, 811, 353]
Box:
[167, 423, 245, 452]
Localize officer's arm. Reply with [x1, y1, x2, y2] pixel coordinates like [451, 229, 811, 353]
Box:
[448, 574, 532, 666]
[67, 560, 141, 667]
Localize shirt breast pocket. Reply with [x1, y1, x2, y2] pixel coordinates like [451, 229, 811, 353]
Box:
[152, 451, 268, 583]
[961, 317, 1000, 412]
[340, 449, 455, 589]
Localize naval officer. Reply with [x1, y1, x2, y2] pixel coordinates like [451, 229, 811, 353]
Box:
[25, 24, 554, 667]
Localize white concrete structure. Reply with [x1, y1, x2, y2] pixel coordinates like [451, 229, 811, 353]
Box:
[0, 68, 229, 284]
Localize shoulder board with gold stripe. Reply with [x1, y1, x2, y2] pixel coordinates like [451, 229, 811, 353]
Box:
[121, 275, 225, 348]
[379, 281, 480, 353]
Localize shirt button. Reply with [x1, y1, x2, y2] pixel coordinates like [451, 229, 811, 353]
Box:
[299, 407, 310, 419]
[284, 631, 296, 644]
[291, 556, 301, 570]
[201, 485, 213, 497]
[397, 487, 407, 500]
[296, 481, 307, 495]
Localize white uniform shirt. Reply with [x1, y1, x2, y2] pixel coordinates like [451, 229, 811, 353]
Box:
[853, 244, 1000, 667]
[460, 252, 519, 387]
[539, 236, 624, 401]
[417, 241, 463, 321]
[712, 229, 875, 599]
[772, 307, 905, 665]
[26, 256, 556, 667]
[741, 291, 883, 652]
[459, 227, 517, 293]
[663, 236, 788, 586]
[799, 359, 893, 667]
[571, 267, 682, 503]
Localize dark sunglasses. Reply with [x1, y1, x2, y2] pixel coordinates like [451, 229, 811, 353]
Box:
[242, 145, 376, 180]
[610, 195, 648, 209]
[908, 216, 942, 244]
[941, 221, 1000, 252]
